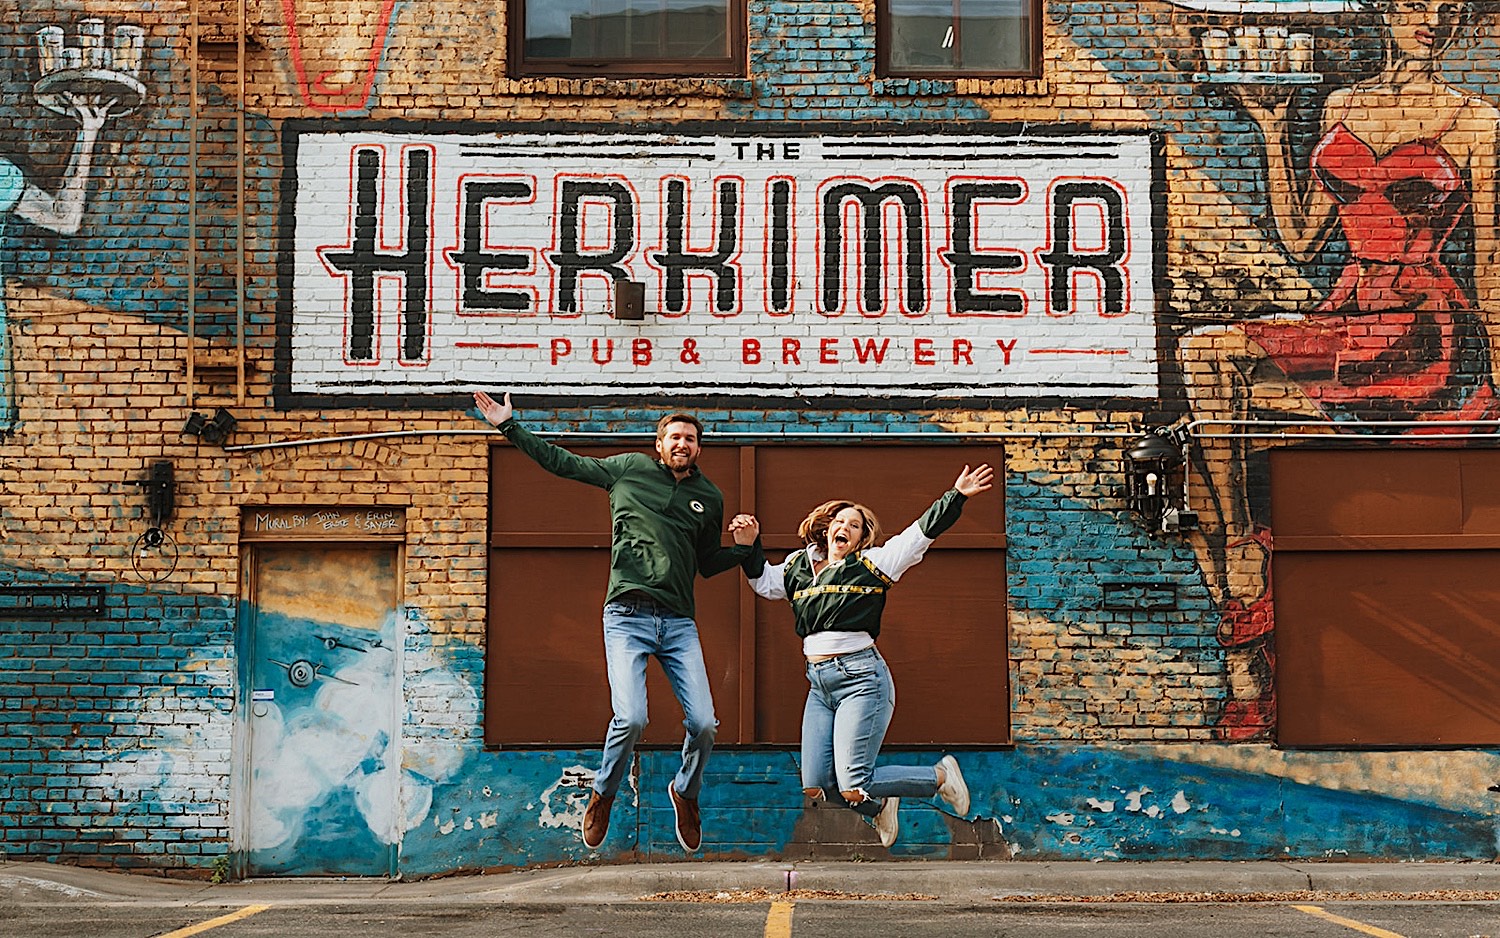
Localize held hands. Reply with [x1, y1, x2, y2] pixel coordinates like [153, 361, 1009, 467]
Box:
[954, 463, 994, 498]
[728, 514, 760, 546]
[474, 391, 512, 427]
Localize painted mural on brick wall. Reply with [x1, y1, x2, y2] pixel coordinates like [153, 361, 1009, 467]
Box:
[10, 0, 1500, 878]
[1159, 0, 1500, 740]
[0, 17, 140, 428]
[278, 0, 402, 113]
[0, 3, 276, 428]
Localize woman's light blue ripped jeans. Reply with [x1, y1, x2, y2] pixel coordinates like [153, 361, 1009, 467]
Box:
[801, 646, 938, 818]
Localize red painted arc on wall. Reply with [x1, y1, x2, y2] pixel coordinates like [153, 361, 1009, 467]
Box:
[279, 0, 399, 113]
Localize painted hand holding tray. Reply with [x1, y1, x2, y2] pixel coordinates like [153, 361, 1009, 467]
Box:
[1172, 0, 1361, 84]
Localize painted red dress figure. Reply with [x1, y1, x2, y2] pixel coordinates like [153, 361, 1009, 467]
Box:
[1243, 119, 1497, 420]
[1179, 0, 1500, 740]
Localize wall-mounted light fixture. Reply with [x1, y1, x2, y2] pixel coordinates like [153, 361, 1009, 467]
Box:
[129, 460, 179, 581]
[1125, 427, 1198, 534]
[184, 407, 238, 445]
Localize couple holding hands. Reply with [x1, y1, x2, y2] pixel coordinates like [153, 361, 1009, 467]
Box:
[475, 392, 990, 852]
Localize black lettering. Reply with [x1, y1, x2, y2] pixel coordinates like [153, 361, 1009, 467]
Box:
[453, 180, 533, 312]
[324, 147, 431, 361]
[548, 180, 635, 313]
[943, 182, 1025, 315]
[1040, 182, 1127, 316]
[651, 179, 739, 314]
[769, 179, 792, 313]
[821, 181, 926, 314]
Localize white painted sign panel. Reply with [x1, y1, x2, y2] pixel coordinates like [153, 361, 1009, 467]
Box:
[285, 128, 1162, 400]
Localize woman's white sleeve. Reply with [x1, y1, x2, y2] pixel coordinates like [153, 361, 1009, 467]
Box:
[863, 522, 935, 582]
[746, 555, 790, 601]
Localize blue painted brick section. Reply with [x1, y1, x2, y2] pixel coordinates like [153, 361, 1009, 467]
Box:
[0, 565, 234, 871]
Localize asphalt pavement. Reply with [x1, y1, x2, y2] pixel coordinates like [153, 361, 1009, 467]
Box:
[4, 858, 1500, 908]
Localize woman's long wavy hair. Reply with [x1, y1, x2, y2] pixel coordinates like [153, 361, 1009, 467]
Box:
[798, 500, 883, 553]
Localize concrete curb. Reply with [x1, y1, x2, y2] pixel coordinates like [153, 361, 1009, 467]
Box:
[4, 860, 1499, 907]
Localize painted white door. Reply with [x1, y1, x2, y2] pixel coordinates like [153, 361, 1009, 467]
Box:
[242, 543, 401, 876]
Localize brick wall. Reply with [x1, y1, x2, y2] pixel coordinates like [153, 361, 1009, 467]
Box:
[1, 0, 1496, 873]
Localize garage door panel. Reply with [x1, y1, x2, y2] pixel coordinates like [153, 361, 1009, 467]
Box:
[487, 549, 611, 745]
[1270, 450, 1464, 537]
[486, 548, 742, 746]
[879, 551, 1010, 745]
[1277, 550, 1500, 747]
[491, 447, 617, 537]
[753, 445, 1005, 540]
[1458, 453, 1500, 535]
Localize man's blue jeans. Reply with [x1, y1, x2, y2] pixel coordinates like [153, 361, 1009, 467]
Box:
[802, 646, 938, 818]
[594, 597, 717, 801]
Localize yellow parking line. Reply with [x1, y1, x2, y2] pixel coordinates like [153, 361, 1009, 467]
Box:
[156, 904, 272, 938]
[765, 899, 795, 938]
[1292, 904, 1406, 938]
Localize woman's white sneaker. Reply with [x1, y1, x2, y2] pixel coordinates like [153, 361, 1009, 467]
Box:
[936, 755, 970, 815]
[874, 797, 900, 848]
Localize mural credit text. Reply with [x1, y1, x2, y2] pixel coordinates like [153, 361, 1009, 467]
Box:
[243, 506, 406, 538]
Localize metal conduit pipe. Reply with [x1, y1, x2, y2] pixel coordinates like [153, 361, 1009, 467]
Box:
[1175, 417, 1500, 520]
[222, 426, 1143, 454]
[231, 417, 1500, 451]
[1185, 416, 1500, 440]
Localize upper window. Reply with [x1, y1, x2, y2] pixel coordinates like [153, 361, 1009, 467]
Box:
[512, 0, 746, 78]
[878, 0, 1040, 77]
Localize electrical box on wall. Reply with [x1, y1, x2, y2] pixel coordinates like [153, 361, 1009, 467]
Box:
[613, 280, 645, 320]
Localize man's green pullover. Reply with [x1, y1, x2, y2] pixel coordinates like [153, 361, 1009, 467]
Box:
[498, 418, 749, 617]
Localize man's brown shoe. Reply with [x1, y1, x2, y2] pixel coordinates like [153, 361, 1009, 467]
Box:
[667, 782, 701, 853]
[581, 790, 613, 849]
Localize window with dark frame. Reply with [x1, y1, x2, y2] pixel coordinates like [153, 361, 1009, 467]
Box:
[878, 0, 1040, 77]
[512, 0, 747, 78]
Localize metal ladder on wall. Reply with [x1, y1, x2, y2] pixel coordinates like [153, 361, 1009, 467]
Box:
[186, 0, 248, 406]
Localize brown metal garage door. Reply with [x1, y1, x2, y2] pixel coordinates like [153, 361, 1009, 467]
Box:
[485, 441, 1009, 747]
[1272, 448, 1500, 747]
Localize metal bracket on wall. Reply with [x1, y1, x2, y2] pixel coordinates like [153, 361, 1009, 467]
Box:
[1101, 580, 1178, 611]
[0, 586, 107, 617]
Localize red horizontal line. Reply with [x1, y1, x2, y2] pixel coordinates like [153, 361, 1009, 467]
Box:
[455, 342, 541, 349]
[1027, 348, 1131, 356]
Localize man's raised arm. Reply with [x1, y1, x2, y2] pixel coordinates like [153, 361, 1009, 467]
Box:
[475, 391, 617, 489]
